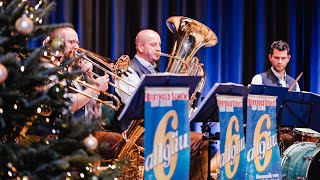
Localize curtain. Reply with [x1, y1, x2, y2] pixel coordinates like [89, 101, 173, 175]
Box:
[48, 0, 320, 96]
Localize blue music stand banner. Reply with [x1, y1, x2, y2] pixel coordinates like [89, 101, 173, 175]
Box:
[144, 87, 190, 180]
[216, 95, 246, 180]
[246, 95, 281, 180]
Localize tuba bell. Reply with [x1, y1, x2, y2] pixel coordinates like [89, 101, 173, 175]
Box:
[164, 16, 218, 116]
[165, 16, 218, 73]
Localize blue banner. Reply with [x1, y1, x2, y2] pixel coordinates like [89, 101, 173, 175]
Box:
[216, 95, 246, 180]
[144, 87, 190, 180]
[246, 95, 281, 180]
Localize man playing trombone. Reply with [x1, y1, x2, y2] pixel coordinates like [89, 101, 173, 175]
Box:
[45, 27, 124, 160]
[46, 27, 110, 118]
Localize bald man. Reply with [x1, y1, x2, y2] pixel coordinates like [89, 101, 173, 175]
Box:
[116, 29, 161, 104]
[115, 29, 209, 179]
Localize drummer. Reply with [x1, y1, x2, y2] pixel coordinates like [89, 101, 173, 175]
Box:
[251, 40, 300, 153]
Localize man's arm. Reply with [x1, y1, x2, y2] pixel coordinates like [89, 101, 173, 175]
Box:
[115, 67, 140, 104]
[295, 82, 301, 91]
[251, 74, 263, 85]
[70, 75, 109, 112]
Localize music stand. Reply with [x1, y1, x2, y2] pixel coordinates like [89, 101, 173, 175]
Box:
[281, 91, 320, 133]
[308, 92, 320, 133]
[249, 84, 320, 132]
[190, 82, 249, 123]
[189, 82, 249, 180]
[118, 73, 201, 129]
[249, 84, 320, 154]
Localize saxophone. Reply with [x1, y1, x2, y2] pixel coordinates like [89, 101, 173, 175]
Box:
[165, 16, 218, 117]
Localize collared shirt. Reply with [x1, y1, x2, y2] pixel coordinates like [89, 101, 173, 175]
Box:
[271, 66, 287, 87]
[115, 66, 140, 104]
[135, 55, 158, 74]
[68, 80, 88, 117]
[251, 67, 300, 91]
[115, 55, 159, 104]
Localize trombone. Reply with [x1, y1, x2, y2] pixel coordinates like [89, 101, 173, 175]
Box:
[42, 49, 135, 111]
[73, 48, 137, 90]
[69, 49, 138, 110]
[72, 48, 138, 97]
[68, 78, 121, 111]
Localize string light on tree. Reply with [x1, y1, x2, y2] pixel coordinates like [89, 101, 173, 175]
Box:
[49, 84, 66, 99]
[37, 104, 52, 116]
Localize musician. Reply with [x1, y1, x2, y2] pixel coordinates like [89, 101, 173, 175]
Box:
[251, 40, 300, 153]
[46, 27, 109, 117]
[46, 27, 123, 159]
[116, 29, 210, 179]
[115, 29, 160, 104]
[251, 40, 300, 91]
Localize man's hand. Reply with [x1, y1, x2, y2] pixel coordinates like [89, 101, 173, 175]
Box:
[95, 74, 109, 92]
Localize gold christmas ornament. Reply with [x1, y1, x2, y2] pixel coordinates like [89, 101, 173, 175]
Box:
[51, 37, 65, 51]
[0, 64, 8, 84]
[15, 14, 34, 35]
[83, 134, 98, 150]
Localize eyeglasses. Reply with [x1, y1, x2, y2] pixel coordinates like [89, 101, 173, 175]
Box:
[66, 40, 80, 46]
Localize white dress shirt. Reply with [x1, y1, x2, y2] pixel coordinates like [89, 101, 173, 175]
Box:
[115, 55, 158, 104]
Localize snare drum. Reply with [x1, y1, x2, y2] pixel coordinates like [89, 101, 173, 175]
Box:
[293, 128, 320, 142]
[281, 142, 320, 179]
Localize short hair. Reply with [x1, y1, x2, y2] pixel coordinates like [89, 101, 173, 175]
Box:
[42, 26, 75, 46]
[270, 40, 290, 55]
[50, 26, 74, 39]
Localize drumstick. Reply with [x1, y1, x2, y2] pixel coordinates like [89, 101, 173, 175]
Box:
[288, 72, 303, 91]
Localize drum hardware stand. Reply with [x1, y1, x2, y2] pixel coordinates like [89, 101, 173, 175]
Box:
[201, 120, 220, 180]
[276, 104, 284, 154]
[276, 100, 312, 154]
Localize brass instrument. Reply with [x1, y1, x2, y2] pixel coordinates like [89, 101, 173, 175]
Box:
[160, 16, 218, 117]
[114, 119, 145, 179]
[41, 50, 130, 111]
[90, 71, 132, 96]
[73, 48, 137, 90]
[68, 79, 121, 111]
[165, 16, 218, 73]
[113, 16, 218, 179]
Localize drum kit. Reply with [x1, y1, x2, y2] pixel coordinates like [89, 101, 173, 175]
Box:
[280, 127, 320, 179]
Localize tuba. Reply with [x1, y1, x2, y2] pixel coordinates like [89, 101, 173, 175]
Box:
[165, 16, 218, 116]
[111, 16, 218, 178]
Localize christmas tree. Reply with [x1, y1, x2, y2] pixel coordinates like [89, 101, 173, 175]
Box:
[0, 1, 125, 179]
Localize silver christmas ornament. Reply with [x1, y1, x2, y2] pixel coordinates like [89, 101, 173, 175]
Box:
[15, 14, 34, 35]
[83, 134, 98, 150]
